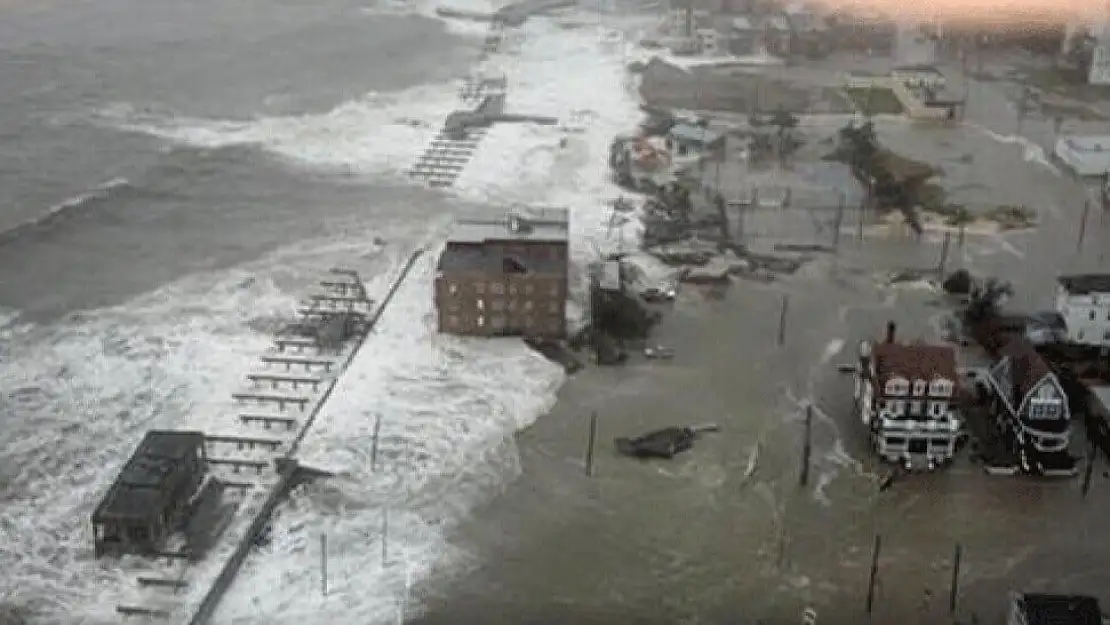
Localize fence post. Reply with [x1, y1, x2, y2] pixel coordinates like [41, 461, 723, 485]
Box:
[585, 412, 599, 477]
[778, 294, 790, 347]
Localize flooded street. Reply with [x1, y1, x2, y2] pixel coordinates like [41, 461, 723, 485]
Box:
[410, 43, 1110, 625]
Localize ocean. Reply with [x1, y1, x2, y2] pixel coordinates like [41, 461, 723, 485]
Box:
[0, 0, 646, 622]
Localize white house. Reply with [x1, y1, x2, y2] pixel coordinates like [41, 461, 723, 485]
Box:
[1054, 135, 1110, 177]
[853, 324, 961, 471]
[1054, 273, 1110, 347]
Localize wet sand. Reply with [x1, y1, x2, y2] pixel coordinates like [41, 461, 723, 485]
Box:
[411, 53, 1110, 625]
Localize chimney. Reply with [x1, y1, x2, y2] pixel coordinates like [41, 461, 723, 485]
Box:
[885, 321, 896, 344]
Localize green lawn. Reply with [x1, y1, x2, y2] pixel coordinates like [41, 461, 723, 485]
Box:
[842, 86, 905, 115]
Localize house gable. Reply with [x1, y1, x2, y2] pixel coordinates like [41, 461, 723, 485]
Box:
[1018, 372, 1068, 419]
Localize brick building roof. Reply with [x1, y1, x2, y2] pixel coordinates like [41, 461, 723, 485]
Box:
[872, 341, 957, 385]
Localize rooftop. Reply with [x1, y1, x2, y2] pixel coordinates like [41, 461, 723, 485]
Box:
[1015, 593, 1103, 625]
[997, 338, 1053, 399]
[1061, 135, 1110, 153]
[446, 206, 569, 245]
[668, 122, 723, 147]
[93, 430, 205, 522]
[1089, 385, 1110, 412]
[872, 341, 957, 384]
[1058, 273, 1110, 295]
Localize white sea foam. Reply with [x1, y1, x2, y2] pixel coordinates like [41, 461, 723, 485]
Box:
[215, 13, 648, 624]
[0, 224, 427, 623]
[55, 10, 649, 624]
[94, 83, 463, 177]
[214, 250, 564, 624]
[972, 124, 1061, 176]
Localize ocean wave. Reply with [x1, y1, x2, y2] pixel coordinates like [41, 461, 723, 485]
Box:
[0, 177, 132, 243]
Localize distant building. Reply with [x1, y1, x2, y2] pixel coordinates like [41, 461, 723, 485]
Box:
[92, 430, 207, 557]
[891, 64, 946, 90]
[727, 16, 760, 55]
[435, 207, 569, 338]
[665, 122, 725, 159]
[853, 323, 960, 470]
[983, 339, 1073, 474]
[1007, 592, 1103, 625]
[1054, 135, 1110, 176]
[1054, 274, 1110, 347]
[759, 14, 793, 56]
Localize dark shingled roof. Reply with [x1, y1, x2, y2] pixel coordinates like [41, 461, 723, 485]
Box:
[997, 338, 1052, 400]
[872, 341, 957, 385]
[1016, 593, 1103, 625]
[93, 430, 204, 522]
[1058, 273, 1110, 296]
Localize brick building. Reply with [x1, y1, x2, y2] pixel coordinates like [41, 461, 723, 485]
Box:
[435, 207, 569, 338]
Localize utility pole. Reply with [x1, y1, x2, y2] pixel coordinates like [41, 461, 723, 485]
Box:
[321, 532, 328, 597]
[948, 543, 962, 615]
[585, 412, 599, 477]
[381, 507, 389, 566]
[1015, 84, 1031, 135]
[865, 534, 882, 614]
[799, 404, 813, 487]
[833, 192, 845, 249]
[777, 294, 789, 347]
[1078, 199, 1091, 253]
[371, 414, 383, 471]
[937, 231, 952, 279]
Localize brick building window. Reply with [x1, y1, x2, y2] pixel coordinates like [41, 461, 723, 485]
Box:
[491, 298, 505, 311]
[448, 282, 458, 295]
[476, 299, 485, 311]
[475, 282, 486, 294]
[524, 300, 533, 311]
[477, 315, 485, 327]
[491, 283, 505, 295]
[509, 284, 519, 296]
[508, 299, 518, 311]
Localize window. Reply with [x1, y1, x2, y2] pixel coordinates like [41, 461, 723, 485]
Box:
[476, 299, 485, 311]
[448, 282, 458, 295]
[491, 298, 505, 312]
[477, 315, 485, 327]
[509, 284, 519, 295]
[1104, 330, 1110, 342]
[1090, 310, 1097, 321]
[909, 400, 922, 415]
[490, 282, 505, 295]
[524, 300, 533, 311]
[475, 282, 486, 294]
[490, 315, 505, 330]
[884, 377, 909, 396]
[928, 379, 951, 397]
[912, 380, 926, 396]
[929, 402, 947, 417]
[507, 299, 518, 311]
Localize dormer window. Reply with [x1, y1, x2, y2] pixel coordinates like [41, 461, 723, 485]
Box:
[912, 380, 926, 396]
[928, 379, 952, 397]
[884, 377, 909, 396]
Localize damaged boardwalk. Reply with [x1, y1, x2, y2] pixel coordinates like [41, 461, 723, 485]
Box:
[113, 249, 424, 624]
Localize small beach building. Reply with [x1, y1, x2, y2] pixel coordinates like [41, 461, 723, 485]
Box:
[1054, 135, 1110, 177]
